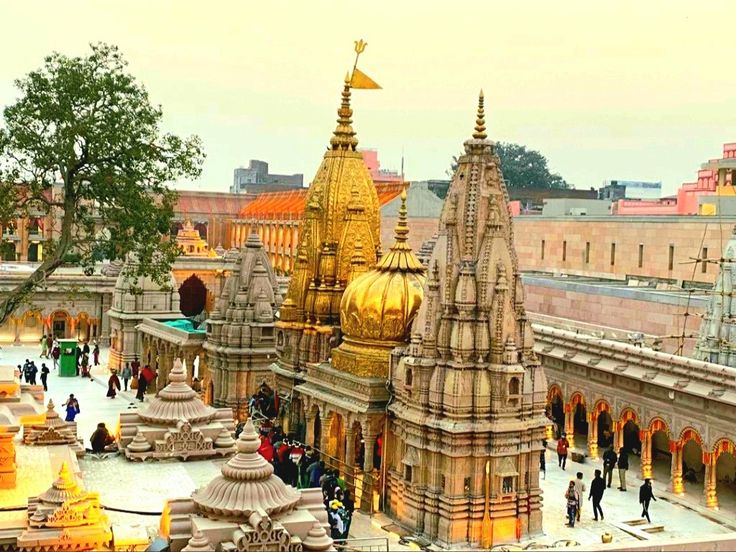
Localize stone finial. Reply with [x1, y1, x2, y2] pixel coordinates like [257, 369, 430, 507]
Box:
[303, 522, 334, 551]
[127, 429, 152, 453]
[214, 428, 236, 448]
[191, 419, 300, 519]
[182, 530, 215, 552]
[38, 462, 83, 504]
[472, 89, 487, 140]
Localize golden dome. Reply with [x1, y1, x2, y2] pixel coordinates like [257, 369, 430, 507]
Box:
[339, 187, 426, 344]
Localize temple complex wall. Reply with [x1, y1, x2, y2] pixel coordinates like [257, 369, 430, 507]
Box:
[522, 275, 706, 355]
[513, 215, 736, 284]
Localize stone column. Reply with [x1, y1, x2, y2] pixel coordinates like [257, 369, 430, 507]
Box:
[613, 421, 624, 453]
[364, 433, 376, 472]
[588, 412, 599, 460]
[99, 293, 112, 346]
[703, 452, 718, 509]
[563, 407, 574, 448]
[345, 426, 356, 487]
[640, 430, 652, 480]
[305, 411, 316, 449]
[670, 440, 684, 494]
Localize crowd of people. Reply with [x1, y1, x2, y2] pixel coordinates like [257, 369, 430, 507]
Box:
[18, 358, 50, 391]
[545, 434, 658, 528]
[247, 421, 355, 541]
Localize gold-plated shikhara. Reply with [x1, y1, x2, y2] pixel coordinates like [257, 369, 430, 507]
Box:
[278, 40, 381, 345]
[334, 185, 426, 377]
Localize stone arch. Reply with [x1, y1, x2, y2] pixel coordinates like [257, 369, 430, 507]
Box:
[679, 427, 704, 447]
[618, 407, 642, 455]
[547, 384, 563, 402]
[648, 417, 670, 435]
[569, 391, 585, 409]
[547, 384, 564, 439]
[194, 222, 208, 240]
[619, 406, 640, 425]
[0, 241, 17, 261]
[49, 310, 73, 339]
[591, 399, 614, 451]
[179, 274, 208, 317]
[712, 437, 736, 459]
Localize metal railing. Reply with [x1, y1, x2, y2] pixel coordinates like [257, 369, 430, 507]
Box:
[333, 537, 389, 552]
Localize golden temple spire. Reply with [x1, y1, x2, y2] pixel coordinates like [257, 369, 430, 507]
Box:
[329, 74, 358, 151]
[473, 89, 487, 140]
[377, 184, 424, 272]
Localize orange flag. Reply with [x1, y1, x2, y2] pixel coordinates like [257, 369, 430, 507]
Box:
[350, 68, 381, 89]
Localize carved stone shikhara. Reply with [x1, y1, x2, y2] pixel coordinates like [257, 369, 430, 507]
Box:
[119, 358, 236, 461]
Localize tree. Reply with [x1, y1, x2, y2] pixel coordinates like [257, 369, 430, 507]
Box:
[0, 43, 204, 326]
[495, 142, 569, 190]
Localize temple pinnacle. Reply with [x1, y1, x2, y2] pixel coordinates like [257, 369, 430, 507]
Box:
[329, 73, 358, 151]
[473, 89, 487, 140]
[394, 184, 410, 243]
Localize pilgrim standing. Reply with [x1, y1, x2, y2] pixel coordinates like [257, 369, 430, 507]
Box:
[107, 370, 121, 398]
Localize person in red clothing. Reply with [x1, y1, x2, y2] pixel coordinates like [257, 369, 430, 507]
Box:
[258, 434, 274, 462]
[557, 433, 570, 470]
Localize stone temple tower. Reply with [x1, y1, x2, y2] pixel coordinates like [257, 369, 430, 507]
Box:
[206, 233, 282, 417]
[693, 225, 736, 367]
[385, 93, 548, 548]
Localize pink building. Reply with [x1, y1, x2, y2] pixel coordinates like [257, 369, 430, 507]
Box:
[360, 149, 404, 185]
[614, 143, 735, 215]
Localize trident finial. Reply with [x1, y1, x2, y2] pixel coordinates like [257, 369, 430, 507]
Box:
[473, 89, 487, 140]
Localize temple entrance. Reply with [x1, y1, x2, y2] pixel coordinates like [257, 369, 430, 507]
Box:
[715, 442, 736, 511]
[622, 420, 642, 455]
[326, 413, 345, 462]
[682, 438, 704, 494]
[179, 275, 207, 317]
[548, 387, 564, 439]
[572, 402, 588, 450]
[597, 411, 614, 448]
[27, 242, 41, 262]
[650, 428, 670, 482]
[75, 313, 90, 342]
[51, 311, 71, 338]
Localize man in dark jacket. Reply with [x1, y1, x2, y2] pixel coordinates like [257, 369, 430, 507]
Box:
[639, 478, 656, 522]
[617, 447, 629, 491]
[589, 469, 606, 520]
[602, 447, 617, 488]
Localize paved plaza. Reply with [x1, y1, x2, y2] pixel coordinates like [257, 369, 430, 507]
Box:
[1, 344, 735, 548]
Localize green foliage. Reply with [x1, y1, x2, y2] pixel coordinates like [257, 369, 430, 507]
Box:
[495, 142, 569, 190]
[0, 42, 205, 324]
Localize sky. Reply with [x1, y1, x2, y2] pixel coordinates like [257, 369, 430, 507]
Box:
[1, 1, 735, 196]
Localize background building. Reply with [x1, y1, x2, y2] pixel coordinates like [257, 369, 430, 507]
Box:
[231, 159, 303, 194]
[599, 179, 662, 201]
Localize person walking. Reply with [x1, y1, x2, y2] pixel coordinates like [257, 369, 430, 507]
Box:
[540, 440, 547, 480]
[29, 362, 38, 385]
[81, 353, 91, 378]
[63, 394, 80, 422]
[617, 447, 629, 491]
[639, 478, 656, 522]
[40, 335, 48, 358]
[107, 370, 121, 399]
[40, 363, 50, 391]
[17, 364, 24, 383]
[557, 433, 570, 470]
[135, 371, 148, 402]
[565, 480, 579, 527]
[589, 469, 606, 521]
[51, 344, 60, 369]
[93, 341, 100, 366]
[602, 446, 617, 489]
[121, 363, 132, 391]
[574, 472, 586, 521]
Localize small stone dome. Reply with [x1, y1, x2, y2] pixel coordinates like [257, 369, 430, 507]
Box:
[340, 187, 425, 342]
[192, 419, 300, 520]
[139, 359, 216, 425]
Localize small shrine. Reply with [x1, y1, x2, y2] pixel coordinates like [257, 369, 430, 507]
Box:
[22, 399, 84, 458]
[119, 358, 236, 461]
[177, 219, 215, 257]
[160, 419, 334, 552]
[7, 462, 113, 551]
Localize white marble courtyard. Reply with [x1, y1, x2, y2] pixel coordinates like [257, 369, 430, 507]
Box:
[1, 344, 735, 549]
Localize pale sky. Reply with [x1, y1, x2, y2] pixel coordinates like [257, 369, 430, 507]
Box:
[1, 1, 734, 195]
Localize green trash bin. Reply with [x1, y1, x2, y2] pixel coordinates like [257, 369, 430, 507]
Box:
[58, 339, 78, 377]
